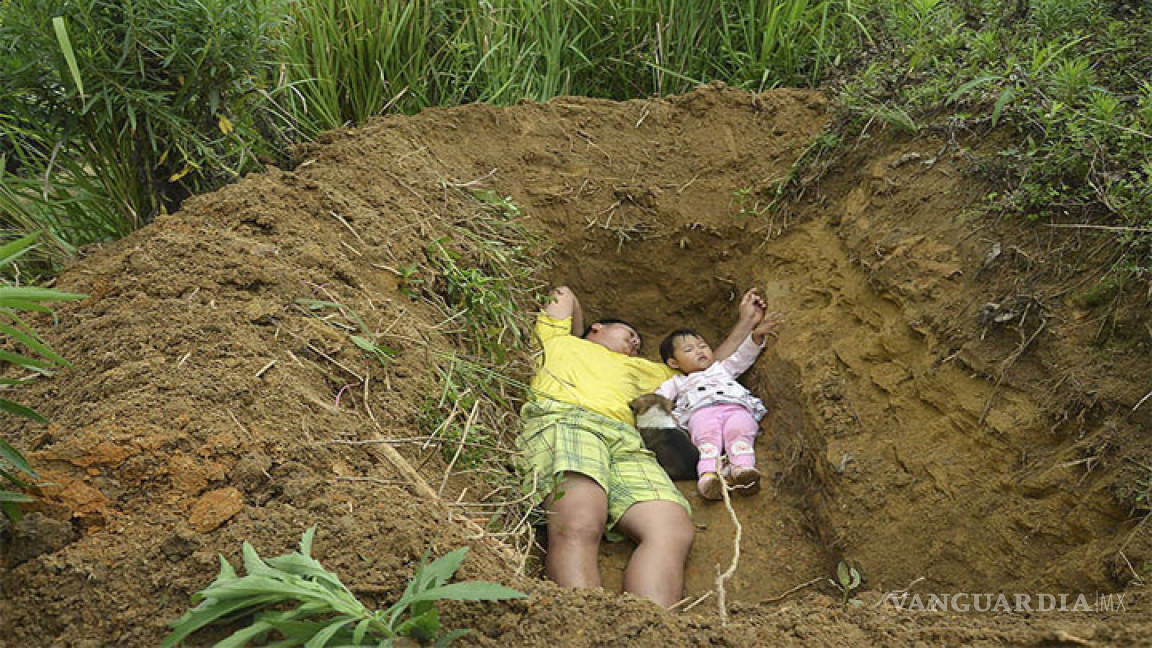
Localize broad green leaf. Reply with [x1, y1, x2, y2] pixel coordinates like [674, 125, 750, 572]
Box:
[837, 561, 849, 585]
[403, 581, 527, 605]
[265, 553, 356, 597]
[0, 398, 47, 423]
[350, 335, 376, 352]
[214, 554, 239, 583]
[0, 491, 36, 503]
[395, 608, 439, 643]
[0, 438, 37, 476]
[0, 324, 69, 366]
[52, 17, 85, 98]
[213, 620, 276, 648]
[0, 233, 40, 267]
[434, 629, 472, 648]
[304, 617, 356, 648]
[163, 594, 283, 647]
[241, 540, 272, 575]
[261, 618, 335, 643]
[353, 617, 375, 644]
[419, 547, 469, 587]
[300, 524, 318, 556]
[207, 576, 314, 601]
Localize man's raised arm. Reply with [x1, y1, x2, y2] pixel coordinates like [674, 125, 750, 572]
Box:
[713, 289, 764, 361]
[544, 286, 585, 336]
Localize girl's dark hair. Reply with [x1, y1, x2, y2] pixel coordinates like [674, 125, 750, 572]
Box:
[660, 329, 703, 363]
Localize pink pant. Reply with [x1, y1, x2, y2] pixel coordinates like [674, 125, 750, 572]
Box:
[686, 404, 758, 475]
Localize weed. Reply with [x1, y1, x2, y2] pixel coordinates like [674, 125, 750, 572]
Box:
[419, 354, 528, 470]
[399, 188, 545, 560]
[422, 189, 545, 363]
[163, 526, 526, 647]
[1116, 458, 1152, 514]
[295, 298, 398, 368]
[829, 560, 862, 606]
[395, 263, 424, 300]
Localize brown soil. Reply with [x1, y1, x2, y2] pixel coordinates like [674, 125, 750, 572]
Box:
[2, 84, 1150, 647]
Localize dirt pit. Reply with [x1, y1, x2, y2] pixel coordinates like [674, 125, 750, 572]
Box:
[2, 84, 1151, 646]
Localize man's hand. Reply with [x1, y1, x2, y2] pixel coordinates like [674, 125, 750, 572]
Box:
[544, 286, 584, 335]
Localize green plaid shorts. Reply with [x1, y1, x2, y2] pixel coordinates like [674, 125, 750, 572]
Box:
[518, 398, 690, 541]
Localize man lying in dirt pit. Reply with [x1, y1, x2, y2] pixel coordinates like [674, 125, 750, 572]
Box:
[519, 285, 765, 606]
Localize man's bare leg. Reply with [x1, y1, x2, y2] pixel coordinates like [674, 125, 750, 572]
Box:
[544, 472, 608, 589]
[615, 500, 695, 606]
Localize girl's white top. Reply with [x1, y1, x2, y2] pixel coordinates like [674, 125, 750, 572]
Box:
[655, 334, 768, 426]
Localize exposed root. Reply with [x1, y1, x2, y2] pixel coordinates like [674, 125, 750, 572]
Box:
[715, 471, 743, 626]
[1133, 388, 1152, 412]
[978, 308, 1048, 427]
[762, 577, 824, 604]
[674, 590, 714, 613]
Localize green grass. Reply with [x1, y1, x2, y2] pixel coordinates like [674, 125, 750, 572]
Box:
[4, 0, 1150, 273]
[787, 0, 1152, 276]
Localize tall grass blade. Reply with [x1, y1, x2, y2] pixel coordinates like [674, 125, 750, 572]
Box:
[51, 16, 85, 98]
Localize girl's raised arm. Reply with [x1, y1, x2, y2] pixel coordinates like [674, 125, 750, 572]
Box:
[713, 289, 764, 361]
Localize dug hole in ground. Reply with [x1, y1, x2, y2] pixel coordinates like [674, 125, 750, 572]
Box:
[1, 85, 1150, 646]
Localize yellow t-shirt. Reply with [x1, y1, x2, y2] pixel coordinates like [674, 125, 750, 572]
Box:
[529, 313, 676, 424]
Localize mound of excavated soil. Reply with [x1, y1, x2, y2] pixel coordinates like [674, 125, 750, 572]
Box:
[2, 85, 1150, 646]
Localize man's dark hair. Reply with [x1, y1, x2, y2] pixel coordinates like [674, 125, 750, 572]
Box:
[660, 328, 703, 363]
[583, 318, 641, 349]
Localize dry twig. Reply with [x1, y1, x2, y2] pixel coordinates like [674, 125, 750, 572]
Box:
[438, 401, 479, 496]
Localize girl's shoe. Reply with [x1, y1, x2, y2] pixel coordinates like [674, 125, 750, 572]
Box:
[729, 466, 761, 495]
[697, 472, 722, 500]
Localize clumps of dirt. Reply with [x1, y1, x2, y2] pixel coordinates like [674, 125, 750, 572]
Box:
[2, 84, 1151, 646]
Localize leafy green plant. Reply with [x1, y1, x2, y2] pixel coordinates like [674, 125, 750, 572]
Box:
[0, 233, 86, 520]
[829, 560, 862, 606]
[0, 233, 87, 417]
[0, 437, 38, 523]
[164, 527, 526, 648]
[1117, 459, 1152, 513]
[0, 0, 276, 265]
[785, 1, 1152, 271]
